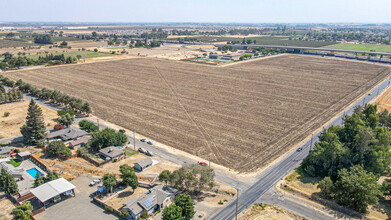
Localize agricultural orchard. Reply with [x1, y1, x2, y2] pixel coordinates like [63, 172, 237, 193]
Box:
[4, 55, 390, 172]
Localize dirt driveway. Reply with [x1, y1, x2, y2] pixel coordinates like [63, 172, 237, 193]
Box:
[35, 175, 117, 220]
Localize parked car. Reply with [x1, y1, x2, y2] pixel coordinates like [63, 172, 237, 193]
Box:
[119, 129, 126, 133]
[147, 141, 153, 145]
[138, 148, 145, 153]
[199, 162, 208, 166]
[146, 151, 154, 157]
[89, 181, 96, 186]
[140, 138, 146, 142]
[94, 179, 101, 184]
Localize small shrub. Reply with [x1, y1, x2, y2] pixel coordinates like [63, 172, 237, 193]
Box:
[105, 206, 114, 213]
[3, 112, 10, 117]
[140, 211, 148, 219]
[113, 158, 117, 162]
[218, 200, 224, 205]
[120, 209, 129, 218]
[54, 124, 64, 130]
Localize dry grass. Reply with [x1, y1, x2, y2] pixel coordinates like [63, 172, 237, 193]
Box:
[0, 101, 58, 139]
[105, 187, 148, 210]
[0, 196, 16, 220]
[373, 85, 391, 112]
[4, 55, 390, 172]
[238, 204, 304, 220]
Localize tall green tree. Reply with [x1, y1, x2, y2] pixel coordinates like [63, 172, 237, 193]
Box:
[175, 194, 195, 219]
[57, 113, 74, 127]
[159, 170, 172, 186]
[20, 99, 47, 145]
[119, 164, 138, 192]
[103, 174, 117, 193]
[162, 204, 184, 220]
[4, 173, 18, 195]
[334, 165, 382, 213]
[90, 128, 127, 150]
[12, 201, 33, 220]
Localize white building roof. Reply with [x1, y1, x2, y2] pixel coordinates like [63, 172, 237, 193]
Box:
[30, 178, 76, 203]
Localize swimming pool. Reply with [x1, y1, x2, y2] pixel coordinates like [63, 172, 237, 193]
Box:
[116, 146, 122, 149]
[26, 168, 43, 179]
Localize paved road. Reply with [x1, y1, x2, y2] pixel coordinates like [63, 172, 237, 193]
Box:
[210, 77, 391, 220]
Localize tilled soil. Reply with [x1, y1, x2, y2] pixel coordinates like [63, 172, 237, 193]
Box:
[5, 55, 390, 172]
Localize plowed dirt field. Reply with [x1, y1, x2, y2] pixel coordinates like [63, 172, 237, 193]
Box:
[4, 55, 390, 172]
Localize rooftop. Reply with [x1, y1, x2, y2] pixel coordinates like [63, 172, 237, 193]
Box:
[99, 146, 125, 159]
[134, 158, 153, 168]
[47, 127, 88, 140]
[30, 178, 76, 203]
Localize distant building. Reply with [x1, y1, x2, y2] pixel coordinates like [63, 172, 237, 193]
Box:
[122, 185, 178, 219]
[99, 147, 125, 161]
[0, 147, 13, 158]
[209, 54, 223, 59]
[134, 158, 153, 171]
[221, 53, 242, 61]
[47, 127, 88, 141]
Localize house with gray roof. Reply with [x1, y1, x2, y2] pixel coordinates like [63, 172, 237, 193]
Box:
[47, 127, 88, 141]
[122, 185, 177, 219]
[0, 147, 13, 158]
[68, 135, 91, 149]
[99, 146, 125, 161]
[134, 158, 153, 171]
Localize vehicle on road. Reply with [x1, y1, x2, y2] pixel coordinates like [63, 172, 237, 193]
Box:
[89, 181, 96, 186]
[140, 138, 146, 142]
[147, 141, 153, 145]
[119, 129, 126, 133]
[199, 161, 208, 166]
[296, 147, 303, 152]
[138, 148, 146, 153]
[145, 150, 154, 157]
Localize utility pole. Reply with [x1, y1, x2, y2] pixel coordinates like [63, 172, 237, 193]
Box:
[362, 97, 365, 106]
[235, 187, 239, 220]
[133, 131, 136, 151]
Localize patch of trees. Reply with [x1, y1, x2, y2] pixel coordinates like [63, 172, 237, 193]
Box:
[33, 170, 59, 187]
[45, 141, 72, 158]
[0, 88, 23, 103]
[0, 168, 19, 195]
[301, 104, 391, 213]
[0, 76, 92, 115]
[0, 52, 76, 70]
[217, 45, 237, 52]
[57, 113, 74, 127]
[12, 201, 33, 220]
[78, 119, 99, 132]
[34, 34, 53, 44]
[119, 164, 138, 192]
[132, 40, 161, 48]
[89, 128, 127, 150]
[20, 99, 47, 146]
[158, 164, 215, 194]
[162, 194, 195, 220]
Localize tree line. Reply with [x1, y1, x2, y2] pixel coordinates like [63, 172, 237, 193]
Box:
[301, 104, 391, 213]
[0, 88, 23, 103]
[0, 52, 77, 70]
[0, 76, 92, 115]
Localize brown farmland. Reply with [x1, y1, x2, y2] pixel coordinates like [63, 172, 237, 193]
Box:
[4, 55, 390, 172]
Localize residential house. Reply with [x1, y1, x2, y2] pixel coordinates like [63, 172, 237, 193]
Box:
[17, 151, 31, 161]
[0, 147, 13, 158]
[221, 53, 242, 61]
[99, 147, 125, 161]
[209, 54, 223, 59]
[68, 135, 91, 149]
[47, 127, 88, 141]
[122, 185, 177, 219]
[134, 158, 153, 172]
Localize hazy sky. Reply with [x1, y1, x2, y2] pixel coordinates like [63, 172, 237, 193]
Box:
[1, 0, 390, 23]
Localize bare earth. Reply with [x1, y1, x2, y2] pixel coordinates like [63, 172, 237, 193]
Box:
[4, 55, 390, 172]
[0, 101, 58, 139]
[238, 204, 304, 220]
[0, 195, 16, 220]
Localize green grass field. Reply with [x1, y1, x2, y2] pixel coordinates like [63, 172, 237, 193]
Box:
[326, 43, 391, 52]
[124, 148, 138, 156]
[172, 36, 336, 47]
[7, 159, 22, 167]
[26, 50, 115, 59]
